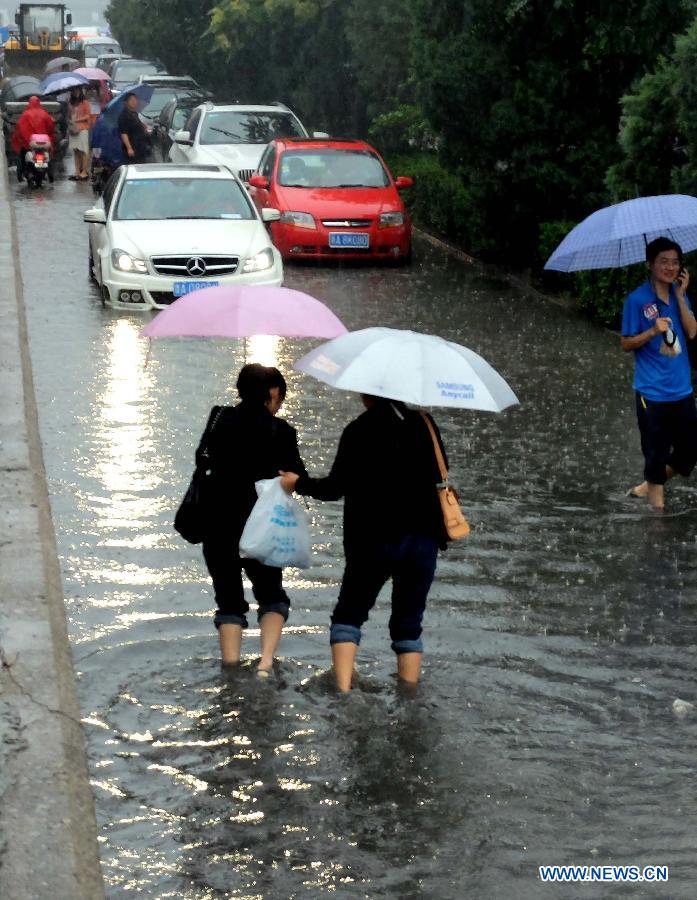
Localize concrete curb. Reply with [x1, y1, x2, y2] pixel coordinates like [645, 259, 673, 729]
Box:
[414, 225, 578, 312]
[0, 145, 105, 896]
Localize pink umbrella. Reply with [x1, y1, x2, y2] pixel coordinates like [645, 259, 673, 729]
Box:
[73, 67, 110, 81]
[140, 285, 347, 339]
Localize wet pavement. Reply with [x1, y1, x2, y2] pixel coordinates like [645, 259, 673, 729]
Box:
[11, 172, 697, 898]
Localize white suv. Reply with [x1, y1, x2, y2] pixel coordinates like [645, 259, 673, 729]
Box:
[84, 163, 282, 310]
[168, 103, 311, 182]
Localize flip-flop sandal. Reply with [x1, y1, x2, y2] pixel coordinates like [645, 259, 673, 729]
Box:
[626, 487, 646, 499]
[68, 175, 78, 181]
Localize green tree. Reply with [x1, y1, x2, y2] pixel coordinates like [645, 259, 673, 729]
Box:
[606, 64, 679, 200]
[105, 0, 224, 89]
[408, 0, 694, 264]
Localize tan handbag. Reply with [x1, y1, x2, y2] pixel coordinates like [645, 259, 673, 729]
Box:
[420, 412, 470, 540]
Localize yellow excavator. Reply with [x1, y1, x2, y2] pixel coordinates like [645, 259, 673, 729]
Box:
[3, 4, 83, 77]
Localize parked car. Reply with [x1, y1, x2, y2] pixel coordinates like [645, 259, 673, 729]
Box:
[167, 102, 310, 182]
[79, 36, 122, 67]
[108, 58, 167, 95]
[248, 137, 413, 263]
[95, 51, 125, 76]
[140, 87, 204, 129]
[137, 74, 204, 91]
[152, 94, 210, 161]
[84, 163, 283, 309]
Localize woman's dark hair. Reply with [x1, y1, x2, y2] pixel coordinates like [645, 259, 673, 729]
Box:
[236, 363, 287, 404]
[646, 236, 683, 264]
[69, 88, 84, 104]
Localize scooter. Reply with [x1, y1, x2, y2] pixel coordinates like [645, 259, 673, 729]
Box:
[21, 133, 54, 188]
[89, 148, 116, 195]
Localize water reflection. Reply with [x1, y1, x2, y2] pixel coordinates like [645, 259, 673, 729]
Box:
[93, 318, 162, 539]
[246, 334, 281, 367]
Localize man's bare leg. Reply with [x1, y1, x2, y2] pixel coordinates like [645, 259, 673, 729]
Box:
[647, 482, 665, 509]
[332, 642, 357, 692]
[219, 623, 242, 665]
[257, 612, 285, 673]
[397, 652, 422, 685]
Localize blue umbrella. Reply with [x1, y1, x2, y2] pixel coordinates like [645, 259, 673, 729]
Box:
[544, 194, 697, 272]
[102, 83, 155, 125]
[40, 71, 90, 95]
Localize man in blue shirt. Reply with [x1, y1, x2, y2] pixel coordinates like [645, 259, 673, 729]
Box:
[621, 237, 697, 509]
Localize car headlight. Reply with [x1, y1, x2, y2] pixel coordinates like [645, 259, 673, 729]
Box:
[279, 211, 316, 229]
[379, 211, 405, 228]
[242, 247, 275, 273]
[111, 249, 148, 273]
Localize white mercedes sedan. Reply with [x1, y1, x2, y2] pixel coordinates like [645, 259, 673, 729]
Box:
[84, 164, 283, 310]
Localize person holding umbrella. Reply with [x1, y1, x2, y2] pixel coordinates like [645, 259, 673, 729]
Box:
[279, 328, 517, 692]
[67, 86, 92, 179]
[622, 237, 697, 509]
[195, 363, 308, 673]
[118, 91, 150, 164]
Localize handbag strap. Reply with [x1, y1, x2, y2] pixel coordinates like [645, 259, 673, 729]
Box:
[420, 411, 448, 485]
[197, 405, 224, 468]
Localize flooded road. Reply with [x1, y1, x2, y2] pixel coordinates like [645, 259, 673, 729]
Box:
[12, 175, 697, 898]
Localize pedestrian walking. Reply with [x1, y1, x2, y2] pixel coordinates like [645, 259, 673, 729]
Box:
[118, 91, 150, 164]
[67, 87, 91, 180]
[195, 364, 307, 672]
[622, 237, 697, 509]
[281, 394, 449, 692]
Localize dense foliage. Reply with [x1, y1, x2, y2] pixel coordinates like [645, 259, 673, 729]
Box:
[105, 0, 697, 318]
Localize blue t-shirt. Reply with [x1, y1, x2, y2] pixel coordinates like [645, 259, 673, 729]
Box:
[621, 280, 694, 402]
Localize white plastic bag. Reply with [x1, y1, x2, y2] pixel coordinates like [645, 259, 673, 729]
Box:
[239, 477, 311, 568]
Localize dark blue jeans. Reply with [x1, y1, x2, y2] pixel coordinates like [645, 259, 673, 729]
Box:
[636, 392, 697, 484]
[330, 535, 438, 654]
[203, 538, 290, 629]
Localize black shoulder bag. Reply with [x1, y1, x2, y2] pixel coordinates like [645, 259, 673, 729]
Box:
[174, 406, 224, 544]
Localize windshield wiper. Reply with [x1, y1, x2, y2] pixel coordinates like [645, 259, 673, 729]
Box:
[282, 183, 311, 188]
[163, 215, 220, 219]
[336, 183, 378, 188]
[208, 127, 242, 139]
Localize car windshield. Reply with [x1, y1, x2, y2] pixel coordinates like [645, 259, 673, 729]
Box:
[199, 111, 304, 145]
[116, 62, 163, 84]
[84, 43, 121, 57]
[277, 149, 390, 188]
[114, 178, 255, 221]
[141, 90, 179, 119]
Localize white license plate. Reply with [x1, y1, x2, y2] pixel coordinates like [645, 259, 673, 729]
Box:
[328, 232, 370, 248]
[34, 162, 48, 168]
[173, 280, 219, 297]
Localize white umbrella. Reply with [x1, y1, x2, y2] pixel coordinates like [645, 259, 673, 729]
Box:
[294, 327, 519, 412]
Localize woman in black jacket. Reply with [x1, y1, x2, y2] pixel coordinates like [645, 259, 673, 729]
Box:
[197, 364, 307, 671]
[281, 394, 448, 691]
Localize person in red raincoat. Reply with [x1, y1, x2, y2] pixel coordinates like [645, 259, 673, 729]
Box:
[11, 95, 56, 167]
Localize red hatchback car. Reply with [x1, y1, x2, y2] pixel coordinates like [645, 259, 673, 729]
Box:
[248, 138, 413, 262]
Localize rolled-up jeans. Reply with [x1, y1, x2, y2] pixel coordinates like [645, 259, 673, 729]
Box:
[330, 534, 438, 654]
[203, 537, 290, 629]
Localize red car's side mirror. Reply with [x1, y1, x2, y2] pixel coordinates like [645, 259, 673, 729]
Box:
[248, 175, 269, 189]
[394, 176, 413, 189]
